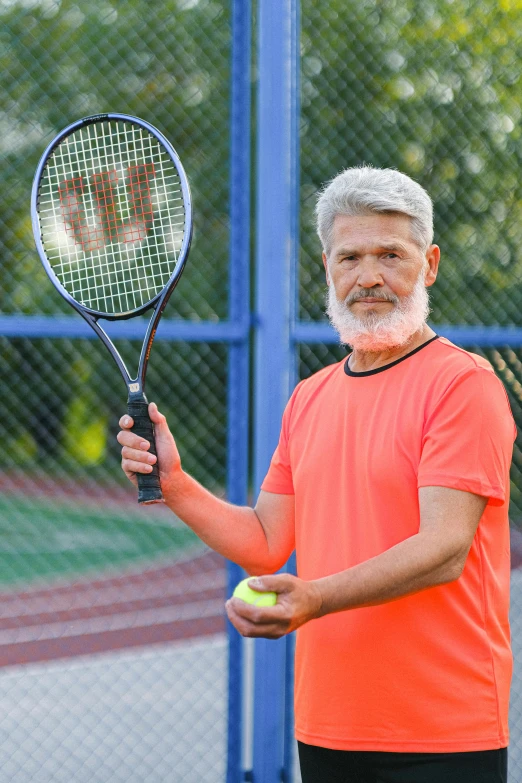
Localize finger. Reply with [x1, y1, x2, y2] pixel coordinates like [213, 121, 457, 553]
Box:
[148, 402, 167, 426]
[121, 446, 157, 464]
[119, 414, 134, 429]
[227, 598, 260, 621]
[117, 430, 151, 450]
[227, 597, 285, 622]
[226, 603, 286, 639]
[226, 601, 265, 634]
[122, 458, 155, 475]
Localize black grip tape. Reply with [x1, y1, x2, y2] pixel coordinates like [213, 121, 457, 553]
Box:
[127, 394, 164, 505]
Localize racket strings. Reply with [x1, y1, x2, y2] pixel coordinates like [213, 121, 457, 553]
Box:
[37, 120, 186, 315]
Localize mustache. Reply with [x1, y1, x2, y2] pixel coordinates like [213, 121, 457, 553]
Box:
[349, 291, 398, 303]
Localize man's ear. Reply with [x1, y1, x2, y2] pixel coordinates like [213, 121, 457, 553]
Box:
[322, 252, 331, 285]
[424, 244, 440, 287]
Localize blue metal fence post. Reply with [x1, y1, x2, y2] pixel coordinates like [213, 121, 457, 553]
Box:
[226, 1, 252, 781]
[282, 4, 300, 778]
[253, 1, 300, 781]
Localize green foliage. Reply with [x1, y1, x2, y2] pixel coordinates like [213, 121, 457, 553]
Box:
[0, 0, 230, 488]
[300, 0, 522, 326]
[1, 0, 230, 320]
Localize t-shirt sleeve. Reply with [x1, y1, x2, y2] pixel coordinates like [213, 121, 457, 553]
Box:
[260, 385, 301, 495]
[417, 367, 516, 507]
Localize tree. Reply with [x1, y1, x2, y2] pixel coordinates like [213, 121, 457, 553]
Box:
[299, 0, 522, 327]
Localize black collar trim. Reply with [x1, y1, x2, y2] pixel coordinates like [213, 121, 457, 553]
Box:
[344, 335, 440, 377]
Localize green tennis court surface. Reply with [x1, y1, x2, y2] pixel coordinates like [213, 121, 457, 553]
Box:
[0, 493, 200, 587]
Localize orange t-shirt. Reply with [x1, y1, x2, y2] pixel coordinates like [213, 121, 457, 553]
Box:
[261, 335, 517, 752]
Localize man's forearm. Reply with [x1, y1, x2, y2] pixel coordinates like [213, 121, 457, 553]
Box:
[315, 530, 467, 617]
[163, 470, 272, 573]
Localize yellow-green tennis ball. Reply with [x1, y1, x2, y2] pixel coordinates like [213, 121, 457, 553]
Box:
[233, 578, 277, 607]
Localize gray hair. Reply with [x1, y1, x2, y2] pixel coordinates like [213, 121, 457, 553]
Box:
[316, 165, 434, 257]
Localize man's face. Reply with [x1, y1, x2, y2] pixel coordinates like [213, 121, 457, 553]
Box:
[323, 213, 439, 351]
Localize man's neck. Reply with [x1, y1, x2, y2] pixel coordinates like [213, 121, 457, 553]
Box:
[348, 325, 437, 373]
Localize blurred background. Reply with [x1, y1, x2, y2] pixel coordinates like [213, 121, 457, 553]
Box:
[1, 0, 522, 781]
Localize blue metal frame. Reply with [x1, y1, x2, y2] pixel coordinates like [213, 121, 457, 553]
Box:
[252, 1, 300, 781]
[0, 315, 247, 342]
[226, 1, 251, 781]
[283, 1, 300, 780]
[291, 322, 522, 347]
[1, 317, 521, 348]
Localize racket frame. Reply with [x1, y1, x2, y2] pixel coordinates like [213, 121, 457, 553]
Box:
[31, 112, 192, 391]
[31, 113, 193, 502]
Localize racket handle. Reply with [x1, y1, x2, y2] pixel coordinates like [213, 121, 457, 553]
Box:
[127, 392, 164, 505]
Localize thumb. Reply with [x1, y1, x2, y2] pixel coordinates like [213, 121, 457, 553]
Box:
[148, 401, 167, 427]
[248, 574, 292, 594]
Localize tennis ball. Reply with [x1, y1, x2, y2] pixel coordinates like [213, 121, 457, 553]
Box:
[233, 578, 277, 607]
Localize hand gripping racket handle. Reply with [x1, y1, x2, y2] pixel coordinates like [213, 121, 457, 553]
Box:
[127, 392, 164, 505]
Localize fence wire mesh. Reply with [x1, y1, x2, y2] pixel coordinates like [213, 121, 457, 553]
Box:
[297, 2, 522, 780]
[1, 1, 231, 781]
[3, 0, 522, 780]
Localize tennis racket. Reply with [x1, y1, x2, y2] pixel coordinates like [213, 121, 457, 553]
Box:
[31, 113, 192, 505]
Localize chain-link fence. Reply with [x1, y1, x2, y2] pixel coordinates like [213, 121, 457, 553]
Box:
[1, 1, 231, 780]
[3, 0, 522, 780]
[296, 1, 522, 780]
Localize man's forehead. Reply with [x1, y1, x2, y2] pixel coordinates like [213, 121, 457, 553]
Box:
[331, 212, 415, 248]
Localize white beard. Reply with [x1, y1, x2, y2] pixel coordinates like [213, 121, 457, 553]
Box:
[325, 265, 432, 351]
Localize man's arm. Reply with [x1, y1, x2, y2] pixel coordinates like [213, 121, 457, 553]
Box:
[226, 486, 488, 638]
[118, 403, 295, 574]
[314, 485, 487, 613]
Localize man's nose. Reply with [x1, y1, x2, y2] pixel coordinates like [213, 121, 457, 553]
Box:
[355, 259, 384, 287]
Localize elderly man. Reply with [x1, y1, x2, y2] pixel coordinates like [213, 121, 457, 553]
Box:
[118, 166, 516, 783]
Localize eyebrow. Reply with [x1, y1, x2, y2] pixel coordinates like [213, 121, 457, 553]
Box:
[335, 242, 409, 257]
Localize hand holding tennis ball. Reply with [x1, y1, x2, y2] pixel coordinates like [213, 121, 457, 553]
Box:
[227, 573, 324, 640]
[233, 578, 277, 607]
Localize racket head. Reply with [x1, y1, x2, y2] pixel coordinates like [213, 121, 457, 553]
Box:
[31, 114, 192, 320]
